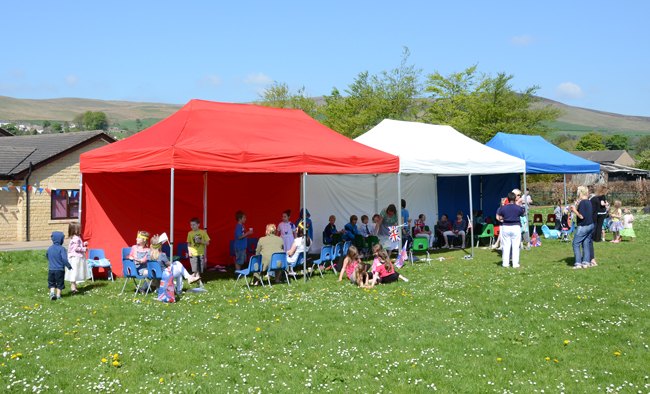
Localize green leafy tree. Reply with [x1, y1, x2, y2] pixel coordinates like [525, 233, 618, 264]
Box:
[258, 82, 318, 119]
[51, 122, 62, 132]
[73, 111, 109, 131]
[636, 149, 650, 170]
[553, 134, 578, 151]
[604, 134, 629, 150]
[575, 132, 605, 151]
[634, 135, 650, 154]
[42, 120, 51, 128]
[135, 119, 143, 131]
[321, 47, 423, 138]
[424, 66, 560, 142]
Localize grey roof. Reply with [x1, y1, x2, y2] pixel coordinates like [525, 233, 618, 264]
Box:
[570, 150, 628, 163]
[0, 130, 113, 178]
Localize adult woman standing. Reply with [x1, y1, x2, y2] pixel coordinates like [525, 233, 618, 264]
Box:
[376, 204, 399, 250]
[571, 186, 594, 269]
[590, 185, 608, 242]
[496, 192, 525, 268]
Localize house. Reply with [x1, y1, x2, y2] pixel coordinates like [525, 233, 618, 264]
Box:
[0, 131, 114, 242]
[570, 150, 649, 182]
[570, 150, 637, 167]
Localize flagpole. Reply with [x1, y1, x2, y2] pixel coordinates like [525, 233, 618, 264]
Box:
[302, 172, 307, 283]
[397, 172, 402, 253]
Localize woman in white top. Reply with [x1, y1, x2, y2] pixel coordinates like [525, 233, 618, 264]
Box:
[287, 226, 311, 265]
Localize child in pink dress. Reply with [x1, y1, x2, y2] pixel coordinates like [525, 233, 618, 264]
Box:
[65, 222, 88, 293]
[277, 209, 296, 253]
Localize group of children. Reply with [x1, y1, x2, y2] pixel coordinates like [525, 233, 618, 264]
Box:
[553, 199, 636, 242]
[338, 244, 409, 288]
[46, 218, 207, 302]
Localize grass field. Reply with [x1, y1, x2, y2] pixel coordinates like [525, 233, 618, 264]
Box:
[1, 216, 649, 393]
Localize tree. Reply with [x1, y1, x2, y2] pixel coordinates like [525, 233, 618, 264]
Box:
[553, 134, 578, 151]
[320, 47, 423, 138]
[604, 134, 629, 150]
[424, 66, 560, 142]
[575, 132, 605, 151]
[73, 111, 109, 130]
[634, 135, 650, 154]
[51, 122, 62, 132]
[636, 149, 650, 170]
[42, 120, 51, 128]
[258, 82, 318, 119]
[135, 118, 143, 131]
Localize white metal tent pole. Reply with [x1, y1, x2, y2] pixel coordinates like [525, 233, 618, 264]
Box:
[170, 168, 175, 247]
[78, 173, 83, 220]
[203, 171, 208, 262]
[374, 174, 379, 216]
[563, 174, 567, 205]
[468, 174, 474, 258]
[397, 173, 402, 251]
[302, 172, 307, 282]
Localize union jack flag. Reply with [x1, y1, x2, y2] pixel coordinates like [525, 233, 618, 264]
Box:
[388, 226, 400, 242]
[395, 242, 408, 268]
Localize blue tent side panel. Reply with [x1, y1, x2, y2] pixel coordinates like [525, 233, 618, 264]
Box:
[486, 132, 600, 174]
[437, 174, 519, 221]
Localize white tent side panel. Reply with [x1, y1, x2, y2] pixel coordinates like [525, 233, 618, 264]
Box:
[306, 174, 437, 251]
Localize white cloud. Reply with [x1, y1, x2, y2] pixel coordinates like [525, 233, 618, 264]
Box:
[556, 82, 585, 99]
[198, 74, 222, 87]
[510, 35, 534, 46]
[65, 74, 78, 87]
[244, 72, 272, 86]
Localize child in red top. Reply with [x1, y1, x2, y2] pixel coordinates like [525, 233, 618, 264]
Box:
[372, 249, 409, 284]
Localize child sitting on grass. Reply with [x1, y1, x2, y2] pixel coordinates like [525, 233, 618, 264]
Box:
[47, 231, 72, 301]
[338, 245, 361, 284]
[372, 249, 409, 284]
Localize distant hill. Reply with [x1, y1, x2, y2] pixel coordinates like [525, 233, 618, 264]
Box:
[1, 95, 649, 136]
[0, 96, 180, 123]
[534, 97, 650, 136]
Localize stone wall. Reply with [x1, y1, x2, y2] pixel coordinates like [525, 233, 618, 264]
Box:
[0, 139, 109, 242]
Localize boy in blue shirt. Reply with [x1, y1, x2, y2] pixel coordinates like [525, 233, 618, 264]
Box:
[234, 210, 253, 271]
[46, 231, 72, 300]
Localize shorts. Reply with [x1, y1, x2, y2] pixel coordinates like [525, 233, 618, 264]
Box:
[48, 270, 65, 290]
[378, 272, 399, 284]
[235, 249, 247, 266]
[189, 255, 205, 274]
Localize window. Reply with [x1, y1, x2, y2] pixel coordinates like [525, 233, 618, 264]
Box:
[51, 189, 80, 220]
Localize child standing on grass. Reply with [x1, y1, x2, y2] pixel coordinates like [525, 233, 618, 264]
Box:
[234, 211, 253, 271]
[65, 222, 88, 294]
[187, 218, 210, 277]
[278, 209, 296, 253]
[47, 231, 72, 300]
[620, 208, 636, 240]
[608, 200, 623, 243]
[338, 245, 361, 284]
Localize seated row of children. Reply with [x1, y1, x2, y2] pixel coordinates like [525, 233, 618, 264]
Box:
[338, 244, 409, 288]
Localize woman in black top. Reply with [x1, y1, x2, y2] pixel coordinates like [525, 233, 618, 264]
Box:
[590, 185, 608, 242]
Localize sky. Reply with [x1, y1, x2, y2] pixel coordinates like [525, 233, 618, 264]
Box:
[2, 1, 649, 116]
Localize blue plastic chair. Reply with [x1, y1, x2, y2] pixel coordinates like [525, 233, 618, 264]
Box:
[120, 259, 146, 296]
[87, 248, 113, 281]
[342, 241, 352, 257]
[310, 245, 333, 278]
[266, 252, 289, 286]
[287, 252, 305, 282]
[234, 254, 264, 291]
[161, 244, 171, 258]
[144, 261, 163, 296]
